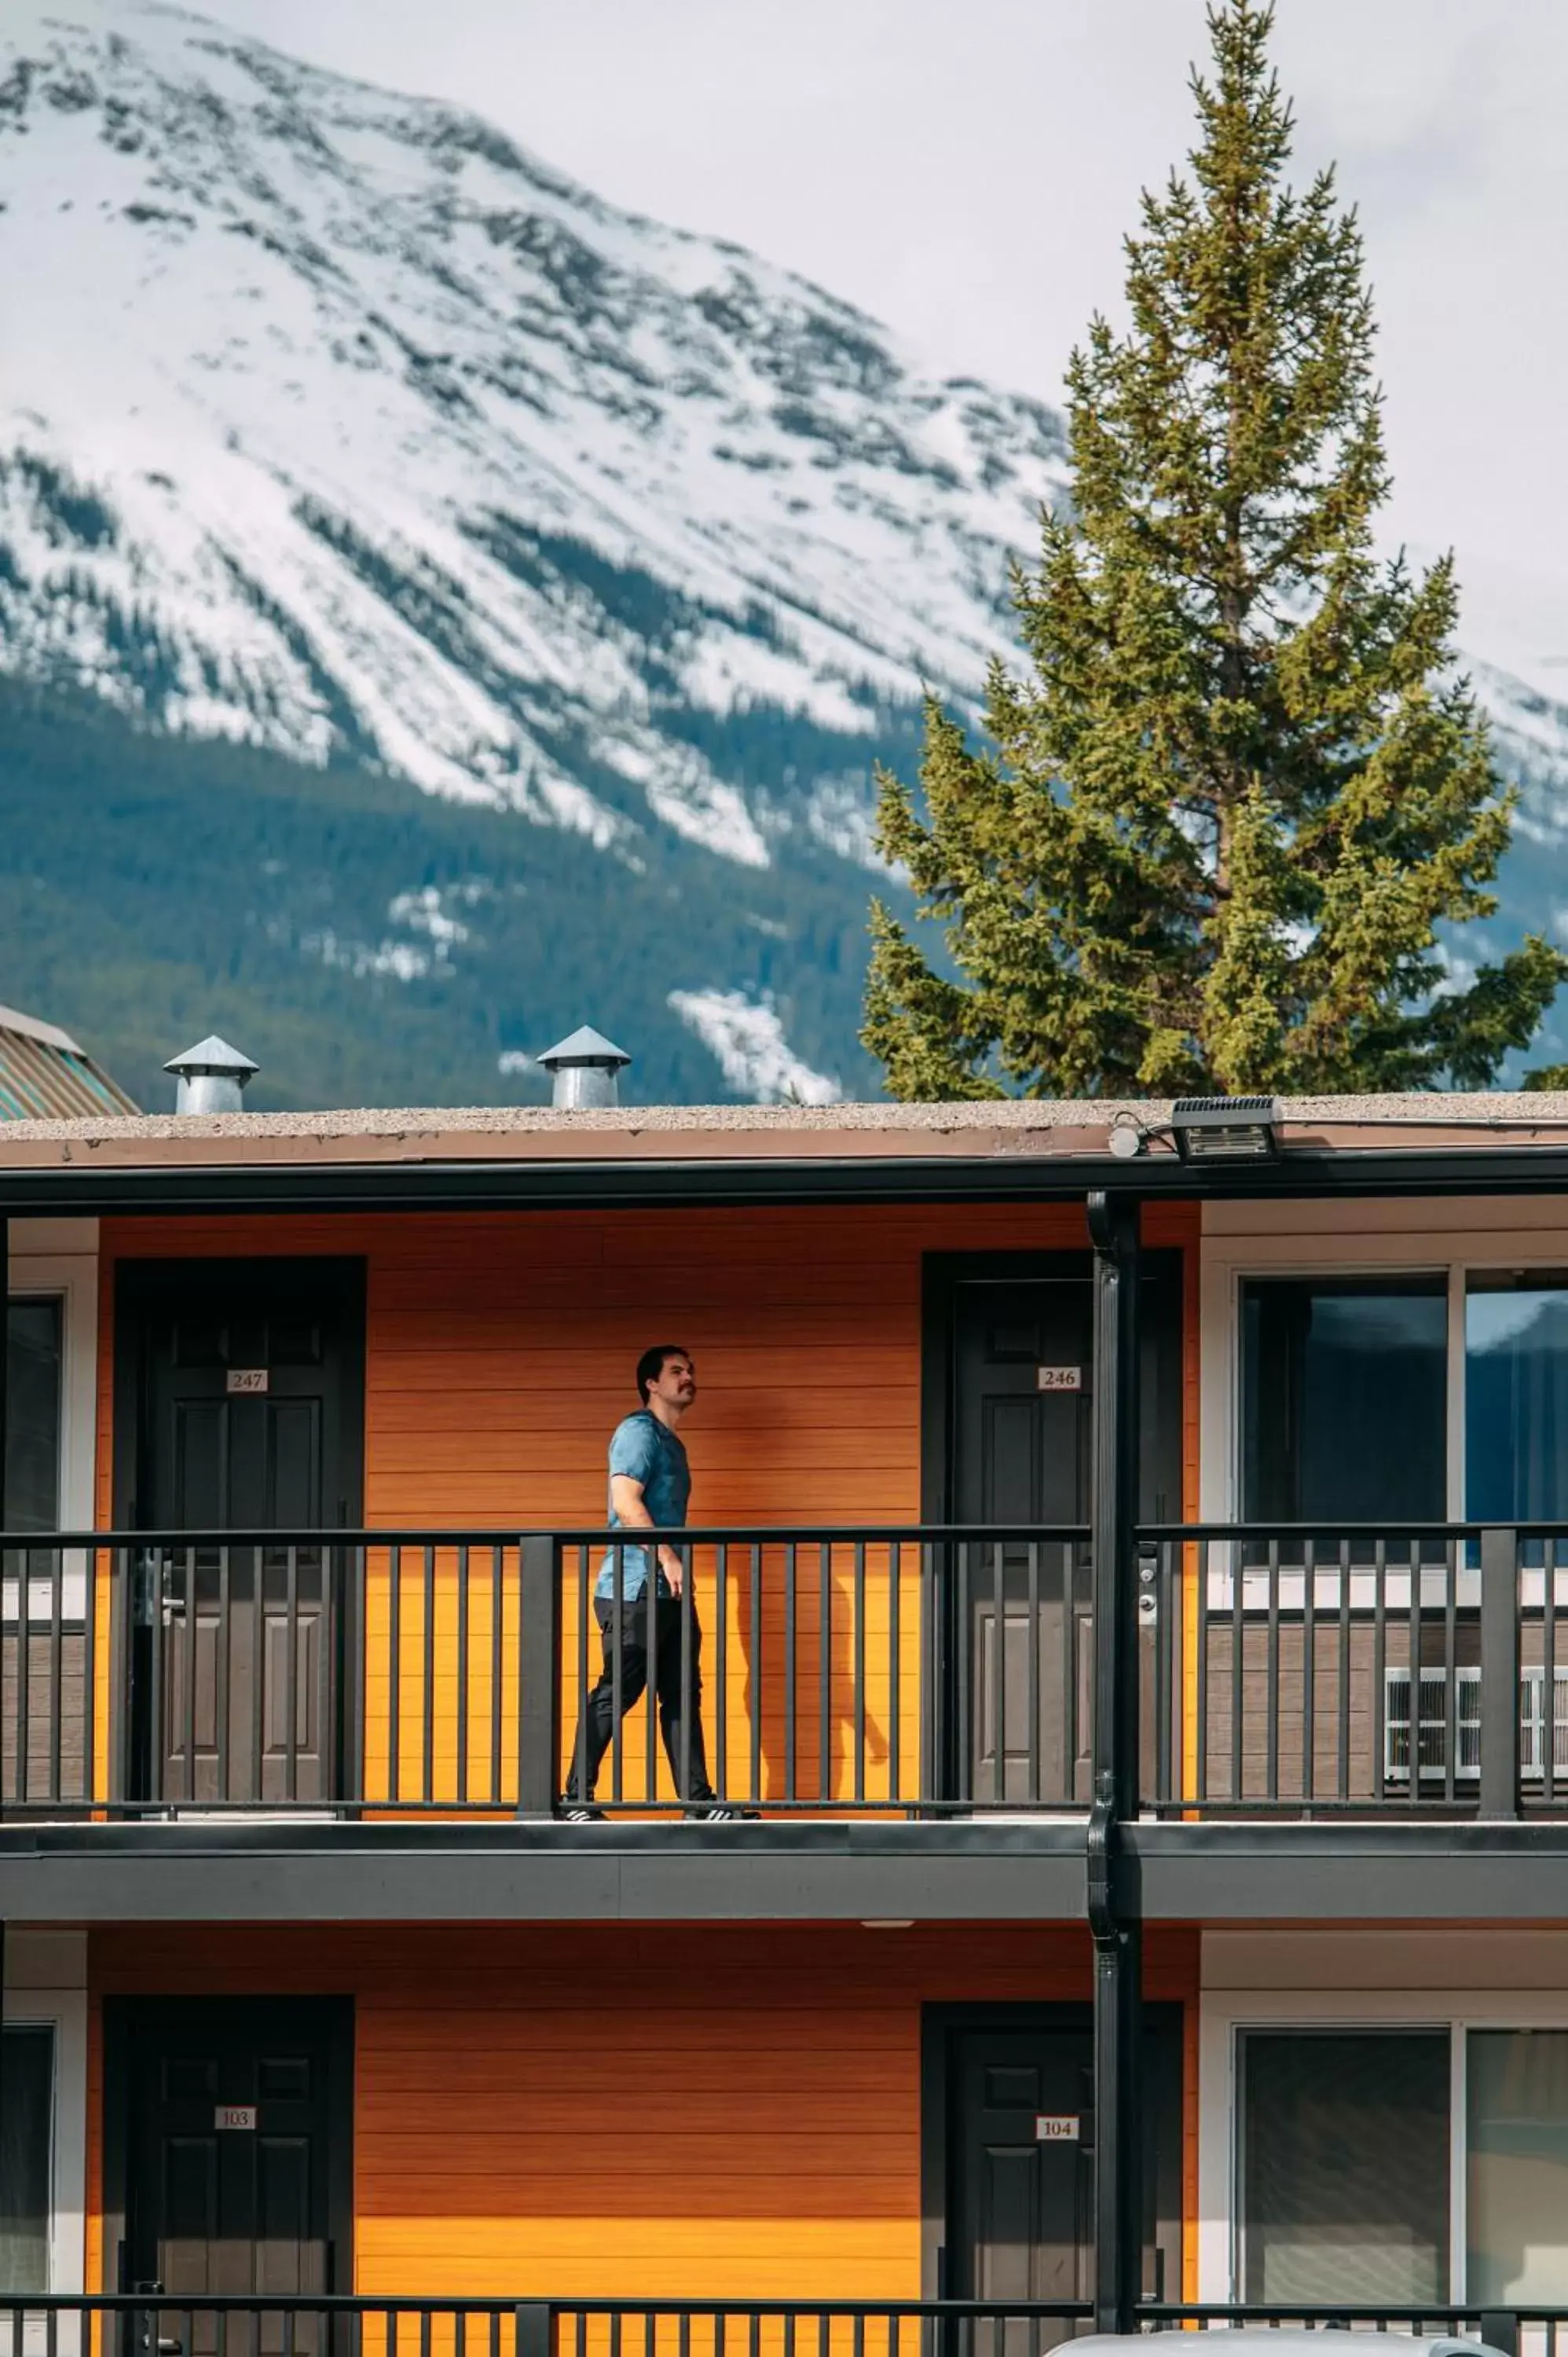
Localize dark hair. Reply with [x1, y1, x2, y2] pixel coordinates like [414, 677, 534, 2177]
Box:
[636, 1344, 691, 1405]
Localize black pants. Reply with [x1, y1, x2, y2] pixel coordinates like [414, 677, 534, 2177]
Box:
[567, 1592, 716, 1802]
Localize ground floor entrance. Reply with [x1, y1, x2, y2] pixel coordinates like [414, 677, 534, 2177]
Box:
[104, 1996, 353, 2337]
[927, 2003, 1184, 2337]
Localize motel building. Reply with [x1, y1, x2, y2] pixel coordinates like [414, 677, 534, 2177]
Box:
[7, 1051, 1568, 2352]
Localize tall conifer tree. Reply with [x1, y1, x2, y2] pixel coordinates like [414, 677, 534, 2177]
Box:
[863, 0, 1564, 1098]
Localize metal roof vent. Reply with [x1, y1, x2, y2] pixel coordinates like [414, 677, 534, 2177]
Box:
[538, 1025, 630, 1109]
[164, 1035, 259, 1115]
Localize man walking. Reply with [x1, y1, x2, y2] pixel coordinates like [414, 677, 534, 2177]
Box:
[562, 1344, 744, 1821]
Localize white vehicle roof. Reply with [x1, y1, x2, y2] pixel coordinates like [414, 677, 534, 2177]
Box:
[1072, 2338, 1504, 2357]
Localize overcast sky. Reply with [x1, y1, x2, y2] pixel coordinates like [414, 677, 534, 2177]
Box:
[196, 0, 1568, 643]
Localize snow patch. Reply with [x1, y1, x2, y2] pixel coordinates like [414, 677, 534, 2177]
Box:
[669, 988, 840, 1104]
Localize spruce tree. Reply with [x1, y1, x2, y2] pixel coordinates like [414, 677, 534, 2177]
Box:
[863, 0, 1564, 1099]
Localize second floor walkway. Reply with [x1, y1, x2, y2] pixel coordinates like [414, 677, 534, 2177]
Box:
[1, 1518, 1565, 1917]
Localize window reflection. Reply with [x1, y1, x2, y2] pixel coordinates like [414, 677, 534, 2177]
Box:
[1242, 1277, 1447, 1523]
[4, 1299, 63, 1536]
[1468, 2029, 1568, 2304]
[1467, 1276, 1568, 1525]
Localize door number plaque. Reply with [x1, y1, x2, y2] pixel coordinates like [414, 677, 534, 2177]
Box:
[1035, 2114, 1080, 2141]
[214, 2105, 257, 2132]
[225, 1369, 269, 1394]
[1035, 1365, 1083, 1392]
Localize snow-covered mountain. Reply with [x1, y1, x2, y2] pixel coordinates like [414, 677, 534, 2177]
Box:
[2, 0, 1567, 1105]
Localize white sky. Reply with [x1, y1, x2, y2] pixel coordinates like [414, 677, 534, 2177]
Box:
[194, 0, 1568, 654]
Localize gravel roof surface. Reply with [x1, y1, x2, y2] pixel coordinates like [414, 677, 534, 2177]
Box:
[3, 1092, 1568, 1157]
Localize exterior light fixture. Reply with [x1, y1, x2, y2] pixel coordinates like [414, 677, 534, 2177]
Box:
[1107, 1116, 1146, 1160]
[1171, 1094, 1281, 1164]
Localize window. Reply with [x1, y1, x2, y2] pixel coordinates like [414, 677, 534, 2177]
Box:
[4, 1302, 63, 1537]
[1238, 2028, 1449, 2301]
[1468, 2029, 1568, 2303]
[1241, 1277, 1447, 1523]
[1467, 1274, 1568, 1525]
[0, 2025, 53, 2293]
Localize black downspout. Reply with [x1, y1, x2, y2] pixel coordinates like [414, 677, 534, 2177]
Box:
[1087, 1190, 1143, 2334]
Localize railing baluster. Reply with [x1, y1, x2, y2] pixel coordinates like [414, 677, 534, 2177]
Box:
[494, 1543, 510, 1809]
[853, 1541, 866, 1806]
[1265, 1535, 1280, 1805]
[84, 1541, 99, 1809]
[285, 1540, 301, 1806]
[1443, 1532, 1458, 1810]
[319, 1543, 335, 1812]
[1409, 1529, 1423, 1814]
[1337, 1530, 1351, 1805]
[1230, 1528, 1244, 1805]
[249, 1541, 266, 1806]
[888, 1538, 901, 1805]
[47, 1540, 63, 1807]
[819, 1539, 832, 1807]
[785, 1543, 797, 1803]
[1301, 1538, 1317, 1808]
[646, 1545, 661, 1806]
[1026, 1540, 1040, 1809]
[457, 1542, 471, 1809]
[389, 1542, 403, 1806]
[1548, 1534, 1559, 1811]
[421, 1542, 436, 1809]
[716, 1541, 729, 1805]
[350, 1541, 368, 1811]
[216, 1542, 232, 1808]
[956, 1541, 971, 1806]
[749, 1543, 764, 1808]
[610, 1545, 625, 1806]
[1373, 1537, 1388, 1805]
[990, 1536, 1005, 1807]
[13, 1538, 31, 1809]
[680, 1542, 694, 1805]
[1153, 1539, 1171, 1811]
[1061, 1538, 1077, 1809]
[1196, 1537, 1209, 1807]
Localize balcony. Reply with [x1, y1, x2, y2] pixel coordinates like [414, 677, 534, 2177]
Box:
[1, 1521, 1565, 1825]
[0, 2295, 1562, 2357]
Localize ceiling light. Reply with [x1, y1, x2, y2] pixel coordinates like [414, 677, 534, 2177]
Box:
[1171, 1095, 1281, 1164]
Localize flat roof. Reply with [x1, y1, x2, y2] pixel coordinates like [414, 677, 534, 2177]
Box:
[3, 1092, 1568, 1212]
[3, 1088, 1568, 1164]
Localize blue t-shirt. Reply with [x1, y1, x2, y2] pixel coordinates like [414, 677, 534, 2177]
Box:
[597, 1409, 691, 1600]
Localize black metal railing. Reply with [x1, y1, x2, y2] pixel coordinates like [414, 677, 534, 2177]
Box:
[0, 1525, 1095, 1819]
[4, 1520, 1568, 1823]
[1144, 1522, 1568, 1819]
[555, 1525, 1093, 1815]
[0, 2295, 1559, 2357]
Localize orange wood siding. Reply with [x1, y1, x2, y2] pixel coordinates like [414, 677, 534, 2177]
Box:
[93, 1206, 1200, 1807]
[86, 1923, 1201, 2299]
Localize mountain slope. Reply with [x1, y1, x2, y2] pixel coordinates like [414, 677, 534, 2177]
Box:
[2, 0, 1566, 1106]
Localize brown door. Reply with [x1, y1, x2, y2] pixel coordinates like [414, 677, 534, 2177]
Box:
[118, 1261, 365, 1807]
[943, 2006, 1182, 2350]
[948, 1258, 1182, 1805]
[119, 1997, 350, 2357]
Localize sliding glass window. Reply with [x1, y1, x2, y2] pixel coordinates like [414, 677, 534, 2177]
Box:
[1239, 2028, 1450, 2301]
[1467, 1272, 1568, 1525]
[4, 1299, 62, 1535]
[0, 2023, 53, 2292]
[1241, 1277, 1448, 1523]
